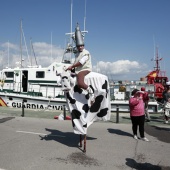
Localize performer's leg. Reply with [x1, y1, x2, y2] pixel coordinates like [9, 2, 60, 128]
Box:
[80, 134, 82, 147]
[77, 70, 95, 103]
[77, 70, 90, 90]
[84, 135, 86, 153]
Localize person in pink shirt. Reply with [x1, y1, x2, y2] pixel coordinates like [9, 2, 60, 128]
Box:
[129, 89, 149, 141]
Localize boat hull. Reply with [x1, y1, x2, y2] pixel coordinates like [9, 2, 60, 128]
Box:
[0, 92, 159, 113]
[0, 93, 67, 111]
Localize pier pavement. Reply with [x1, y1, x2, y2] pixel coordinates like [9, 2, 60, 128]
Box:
[0, 107, 170, 170]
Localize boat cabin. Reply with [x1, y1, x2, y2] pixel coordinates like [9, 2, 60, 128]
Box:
[0, 61, 71, 98]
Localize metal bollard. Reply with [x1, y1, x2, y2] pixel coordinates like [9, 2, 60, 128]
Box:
[21, 99, 27, 117]
[116, 104, 119, 123]
[63, 105, 66, 120]
[21, 100, 25, 117]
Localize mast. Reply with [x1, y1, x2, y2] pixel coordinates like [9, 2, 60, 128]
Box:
[154, 47, 160, 73]
[30, 38, 32, 66]
[51, 32, 53, 63]
[30, 38, 38, 66]
[154, 47, 165, 77]
[7, 41, 9, 68]
[20, 19, 23, 68]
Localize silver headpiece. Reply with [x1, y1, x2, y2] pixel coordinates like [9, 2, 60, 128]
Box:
[75, 23, 84, 46]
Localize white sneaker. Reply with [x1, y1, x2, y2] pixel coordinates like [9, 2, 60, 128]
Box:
[141, 137, 149, 142]
[134, 135, 138, 140]
[165, 121, 169, 124]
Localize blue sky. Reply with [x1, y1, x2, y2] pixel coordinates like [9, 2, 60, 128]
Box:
[0, 0, 170, 81]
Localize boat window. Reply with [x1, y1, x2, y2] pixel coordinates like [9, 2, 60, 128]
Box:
[5, 71, 14, 78]
[36, 71, 45, 78]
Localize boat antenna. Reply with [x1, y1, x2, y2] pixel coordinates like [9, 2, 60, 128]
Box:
[153, 47, 165, 77]
[70, 0, 73, 44]
[153, 35, 155, 58]
[154, 47, 160, 72]
[84, 0, 87, 31]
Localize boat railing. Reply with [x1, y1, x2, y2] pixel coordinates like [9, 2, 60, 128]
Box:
[110, 84, 156, 101]
[28, 83, 64, 99]
[1, 81, 65, 99]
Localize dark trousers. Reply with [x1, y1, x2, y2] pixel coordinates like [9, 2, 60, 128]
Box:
[131, 115, 145, 138]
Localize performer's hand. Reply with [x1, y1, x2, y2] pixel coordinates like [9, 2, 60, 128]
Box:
[66, 66, 72, 71]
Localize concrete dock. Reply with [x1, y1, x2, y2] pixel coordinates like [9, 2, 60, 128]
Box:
[0, 107, 170, 170]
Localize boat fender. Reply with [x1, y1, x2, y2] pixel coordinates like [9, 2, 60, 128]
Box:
[54, 115, 71, 120]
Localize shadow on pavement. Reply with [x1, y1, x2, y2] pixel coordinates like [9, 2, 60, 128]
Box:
[149, 116, 164, 123]
[125, 158, 168, 170]
[145, 124, 170, 143]
[39, 128, 97, 148]
[107, 128, 133, 137]
[0, 117, 15, 123]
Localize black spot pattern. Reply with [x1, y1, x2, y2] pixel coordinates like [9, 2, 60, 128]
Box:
[102, 80, 108, 98]
[62, 76, 69, 80]
[89, 85, 95, 93]
[74, 85, 83, 94]
[71, 109, 82, 127]
[83, 124, 87, 128]
[82, 104, 89, 113]
[66, 92, 76, 104]
[90, 95, 104, 113]
[85, 93, 89, 100]
[97, 108, 108, 117]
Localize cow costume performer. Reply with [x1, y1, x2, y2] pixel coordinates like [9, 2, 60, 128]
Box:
[66, 24, 95, 103]
[62, 24, 111, 152]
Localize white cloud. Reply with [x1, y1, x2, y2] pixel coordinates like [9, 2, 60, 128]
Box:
[0, 41, 64, 69]
[93, 60, 149, 80]
[1, 42, 19, 51]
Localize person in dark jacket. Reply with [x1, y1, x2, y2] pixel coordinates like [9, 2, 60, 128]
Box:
[162, 85, 170, 124]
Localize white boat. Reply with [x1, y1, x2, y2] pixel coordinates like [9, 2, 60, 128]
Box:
[0, 60, 71, 110]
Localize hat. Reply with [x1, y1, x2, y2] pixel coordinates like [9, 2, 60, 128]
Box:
[141, 87, 145, 91]
[75, 23, 84, 46]
[131, 89, 139, 96]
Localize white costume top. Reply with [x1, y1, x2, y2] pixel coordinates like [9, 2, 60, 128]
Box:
[74, 49, 92, 74]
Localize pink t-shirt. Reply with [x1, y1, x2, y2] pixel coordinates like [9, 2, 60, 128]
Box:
[129, 97, 145, 116]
